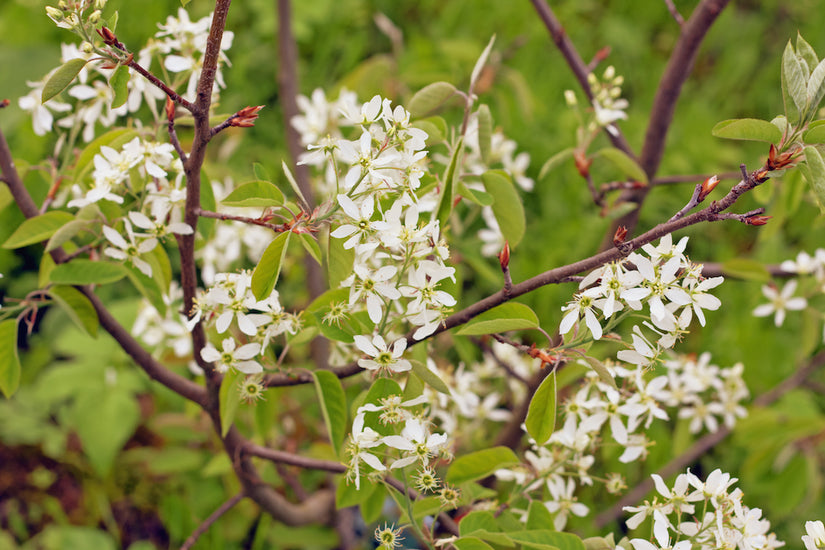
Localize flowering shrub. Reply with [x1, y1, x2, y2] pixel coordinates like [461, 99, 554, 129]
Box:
[2, 1, 825, 549]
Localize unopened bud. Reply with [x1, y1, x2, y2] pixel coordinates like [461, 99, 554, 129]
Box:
[229, 105, 264, 128]
[603, 65, 615, 80]
[0, 99, 10, 109]
[165, 97, 175, 121]
[96, 26, 116, 44]
[613, 225, 628, 246]
[746, 215, 772, 226]
[498, 241, 510, 270]
[88, 9, 101, 24]
[587, 73, 598, 87]
[574, 150, 592, 178]
[81, 41, 93, 53]
[57, 0, 68, 9]
[45, 6, 64, 20]
[697, 175, 719, 202]
[95, 0, 107, 9]
[564, 89, 577, 107]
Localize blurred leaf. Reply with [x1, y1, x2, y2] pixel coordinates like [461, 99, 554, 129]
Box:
[803, 121, 825, 143]
[327, 232, 355, 288]
[720, 258, 771, 282]
[408, 81, 457, 117]
[123, 262, 166, 316]
[481, 169, 525, 247]
[435, 137, 464, 230]
[456, 302, 539, 336]
[48, 285, 99, 338]
[409, 359, 450, 394]
[509, 530, 586, 550]
[526, 500, 556, 530]
[313, 370, 348, 456]
[70, 390, 140, 476]
[807, 58, 825, 118]
[711, 118, 782, 143]
[0, 320, 20, 398]
[251, 231, 291, 300]
[282, 160, 309, 211]
[539, 148, 574, 181]
[804, 145, 825, 211]
[525, 371, 556, 445]
[42, 58, 88, 103]
[782, 41, 806, 124]
[458, 181, 494, 206]
[221, 180, 285, 207]
[446, 446, 519, 484]
[49, 259, 126, 285]
[219, 369, 244, 437]
[595, 147, 648, 184]
[581, 356, 617, 389]
[299, 232, 322, 265]
[109, 64, 130, 109]
[454, 538, 495, 550]
[476, 103, 493, 163]
[2, 211, 74, 249]
[470, 35, 496, 91]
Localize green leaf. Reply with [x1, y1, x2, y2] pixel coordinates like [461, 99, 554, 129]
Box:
[525, 372, 556, 445]
[313, 370, 348, 456]
[446, 446, 519, 485]
[595, 147, 648, 184]
[219, 369, 244, 437]
[73, 128, 140, 182]
[527, 500, 556, 530]
[49, 260, 126, 285]
[470, 35, 496, 91]
[109, 64, 130, 109]
[457, 181, 494, 206]
[581, 355, 617, 389]
[123, 263, 166, 316]
[435, 137, 464, 230]
[454, 538, 496, 550]
[408, 81, 457, 117]
[782, 41, 806, 124]
[459, 511, 501, 536]
[409, 359, 451, 394]
[539, 148, 574, 181]
[720, 258, 772, 283]
[328, 231, 355, 288]
[42, 58, 88, 103]
[299, 233, 322, 265]
[711, 118, 783, 143]
[70, 390, 140, 476]
[360, 482, 388, 523]
[221, 180, 285, 207]
[804, 146, 825, 212]
[3, 211, 75, 249]
[796, 33, 819, 72]
[456, 302, 539, 336]
[481, 169, 525, 247]
[0, 320, 21, 397]
[411, 119, 445, 145]
[476, 104, 493, 164]
[509, 530, 585, 550]
[251, 231, 291, 300]
[48, 285, 99, 338]
[282, 160, 309, 210]
[46, 218, 94, 252]
[807, 58, 825, 118]
[253, 162, 271, 181]
[803, 121, 825, 144]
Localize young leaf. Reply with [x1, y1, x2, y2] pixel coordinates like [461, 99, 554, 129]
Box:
[526, 500, 556, 530]
[251, 231, 291, 300]
[595, 147, 648, 184]
[219, 369, 244, 437]
[409, 359, 451, 394]
[253, 162, 271, 181]
[457, 181, 494, 206]
[299, 233, 322, 265]
[42, 58, 88, 103]
[48, 285, 99, 338]
[456, 302, 539, 336]
[70, 390, 140, 477]
[3, 211, 75, 249]
[221, 180, 285, 207]
[470, 35, 496, 92]
[581, 355, 617, 389]
[282, 160, 310, 211]
[796, 33, 819, 71]
[312, 370, 348, 456]
[476, 104, 493, 164]
[803, 121, 825, 144]
[327, 232, 355, 288]
[804, 145, 825, 212]
[109, 64, 130, 109]
[49, 260, 127, 285]
[539, 148, 574, 181]
[46, 218, 94, 252]
[445, 446, 519, 485]
[481, 169, 525, 247]
[782, 41, 806, 124]
[408, 82, 457, 117]
[434, 137, 464, 230]
[711, 118, 782, 143]
[525, 371, 556, 445]
[0, 320, 21, 397]
[807, 58, 825, 119]
[720, 258, 771, 283]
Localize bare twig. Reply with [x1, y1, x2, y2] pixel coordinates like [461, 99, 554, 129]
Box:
[180, 492, 245, 550]
[653, 171, 741, 186]
[196, 208, 290, 231]
[244, 443, 346, 472]
[663, 0, 686, 26]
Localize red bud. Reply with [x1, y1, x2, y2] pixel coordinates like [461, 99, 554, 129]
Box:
[165, 97, 175, 121]
[498, 241, 510, 270]
[746, 215, 772, 226]
[574, 150, 592, 178]
[0, 99, 9, 108]
[697, 175, 719, 202]
[97, 26, 116, 45]
[229, 105, 264, 128]
[613, 225, 628, 246]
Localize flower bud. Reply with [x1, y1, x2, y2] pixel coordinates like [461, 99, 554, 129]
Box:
[96, 26, 116, 45]
[587, 73, 598, 87]
[697, 175, 719, 202]
[88, 9, 101, 24]
[745, 215, 772, 226]
[564, 89, 577, 107]
[45, 6, 64, 20]
[603, 65, 616, 80]
[229, 105, 264, 128]
[613, 225, 628, 246]
[498, 241, 510, 270]
[165, 97, 175, 121]
[80, 41, 93, 53]
[574, 150, 592, 178]
[95, 0, 107, 9]
[58, 0, 68, 9]
[0, 99, 10, 109]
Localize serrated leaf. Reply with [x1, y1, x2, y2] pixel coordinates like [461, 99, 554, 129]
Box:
[803, 121, 825, 144]
[313, 371, 348, 456]
[782, 41, 807, 124]
[476, 104, 493, 164]
[219, 369, 244, 437]
[109, 64, 130, 109]
[456, 302, 539, 336]
[221, 180, 285, 207]
[251, 231, 291, 300]
[720, 258, 772, 282]
[525, 372, 556, 445]
[434, 137, 464, 230]
[470, 35, 496, 92]
[408, 82, 457, 117]
[804, 145, 825, 212]
[3, 211, 75, 249]
[711, 118, 782, 143]
[49, 260, 126, 285]
[0, 320, 21, 397]
[581, 355, 617, 389]
[539, 148, 574, 181]
[48, 285, 99, 338]
[595, 147, 648, 184]
[409, 360, 451, 394]
[42, 58, 88, 103]
[446, 446, 519, 485]
[807, 58, 825, 119]
[481, 169, 525, 247]
[299, 233, 322, 265]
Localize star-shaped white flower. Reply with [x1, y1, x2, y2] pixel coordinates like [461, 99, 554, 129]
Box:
[753, 280, 807, 327]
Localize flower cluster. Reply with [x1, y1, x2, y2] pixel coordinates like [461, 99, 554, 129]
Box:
[625, 469, 782, 550]
[587, 65, 629, 134]
[494, 351, 748, 530]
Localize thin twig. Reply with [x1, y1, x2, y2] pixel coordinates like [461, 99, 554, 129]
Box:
[653, 171, 741, 186]
[196, 208, 289, 231]
[180, 492, 245, 550]
[663, 0, 686, 26]
[127, 59, 196, 112]
[668, 180, 705, 221]
[244, 443, 346, 472]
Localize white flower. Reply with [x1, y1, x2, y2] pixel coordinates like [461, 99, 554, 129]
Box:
[560, 288, 604, 340]
[384, 417, 448, 468]
[200, 337, 262, 374]
[102, 222, 157, 277]
[544, 477, 589, 530]
[346, 412, 386, 490]
[330, 194, 380, 252]
[354, 334, 411, 374]
[630, 510, 690, 550]
[348, 265, 401, 323]
[802, 520, 825, 550]
[753, 280, 807, 327]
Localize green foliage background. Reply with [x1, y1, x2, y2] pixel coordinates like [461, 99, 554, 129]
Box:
[2, 0, 825, 548]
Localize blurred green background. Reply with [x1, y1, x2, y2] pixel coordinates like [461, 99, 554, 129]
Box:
[2, 0, 825, 548]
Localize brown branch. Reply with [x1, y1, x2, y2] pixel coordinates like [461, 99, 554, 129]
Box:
[196, 208, 289, 231]
[127, 59, 196, 112]
[652, 171, 742, 186]
[663, 0, 686, 26]
[530, 0, 635, 158]
[180, 492, 245, 550]
[244, 443, 346, 472]
[595, 347, 825, 528]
